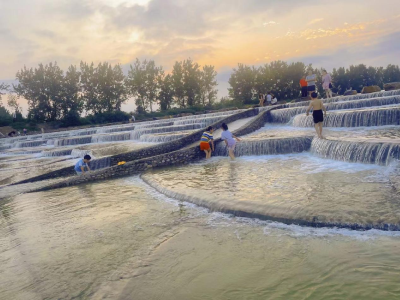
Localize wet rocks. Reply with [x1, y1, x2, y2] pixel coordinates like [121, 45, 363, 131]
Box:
[384, 82, 400, 91]
[344, 90, 357, 96]
[361, 85, 381, 94]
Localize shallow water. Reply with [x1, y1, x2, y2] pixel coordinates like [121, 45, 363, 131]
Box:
[142, 155, 400, 227]
[1, 177, 400, 299]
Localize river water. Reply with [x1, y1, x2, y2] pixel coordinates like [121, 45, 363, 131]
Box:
[1, 171, 400, 299]
[1, 105, 400, 299]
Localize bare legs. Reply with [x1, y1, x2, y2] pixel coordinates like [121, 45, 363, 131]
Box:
[228, 149, 235, 160]
[204, 149, 212, 159]
[325, 88, 332, 98]
[314, 122, 324, 139]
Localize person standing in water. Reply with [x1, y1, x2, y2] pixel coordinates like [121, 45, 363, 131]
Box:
[221, 123, 241, 160]
[200, 126, 214, 159]
[306, 92, 327, 139]
[258, 93, 264, 106]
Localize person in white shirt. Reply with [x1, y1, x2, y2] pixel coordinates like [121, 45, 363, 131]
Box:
[220, 123, 241, 160]
[266, 92, 272, 105]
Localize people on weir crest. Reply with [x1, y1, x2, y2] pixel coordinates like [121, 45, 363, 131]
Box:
[258, 93, 264, 106]
[221, 123, 241, 160]
[74, 154, 91, 175]
[299, 76, 308, 98]
[266, 92, 272, 106]
[306, 70, 317, 96]
[322, 69, 333, 99]
[199, 126, 214, 159]
[306, 92, 327, 139]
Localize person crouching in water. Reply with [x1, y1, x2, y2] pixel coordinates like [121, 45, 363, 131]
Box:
[74, 154, 91, 175]
[221, 123, 241, 160]
[306, 92, 327, 139]
[200, 126, 214, 159]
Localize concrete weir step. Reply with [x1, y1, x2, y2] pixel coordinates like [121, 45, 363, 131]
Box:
[9, 108, 277, 188]
[16, 107, 279, 194]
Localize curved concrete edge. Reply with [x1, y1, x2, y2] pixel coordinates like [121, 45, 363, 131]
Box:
[10, 108, 260, 186]
[140, 176, 400, 232]
[25, 107, 280, 193]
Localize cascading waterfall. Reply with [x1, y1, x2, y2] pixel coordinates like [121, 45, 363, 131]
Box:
[53, 136, 93, 147]
[70, 149, 93, 158]
[91, 132, 132, 143]
[271, 96, 400, 124]
[214, 136, 313, 157]
[14, 140, 47, 148]
[311, 138, 400, 165]
[134, 121, 175, 129]
[130, 124, 202, 140]
[173, 116, 225, 127]
[293, 106, 400, 128]
[283, 89, 400, 108]
[41, 149, 73, 157]
[139, 131, 194, 143]
[95, 125, 136, 134]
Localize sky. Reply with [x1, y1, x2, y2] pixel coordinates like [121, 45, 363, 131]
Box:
[0, 0, 399, 114]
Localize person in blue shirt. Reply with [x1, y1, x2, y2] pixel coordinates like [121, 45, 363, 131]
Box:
[74, 155, 91, 175]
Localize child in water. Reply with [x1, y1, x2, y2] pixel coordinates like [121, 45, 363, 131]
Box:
[200, 126, 214, 159]
[306, 92, 327, 139]
[74, 154, 91, 175]
[220, 123, 241, 160]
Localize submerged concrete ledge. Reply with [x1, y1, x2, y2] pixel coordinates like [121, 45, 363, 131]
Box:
[11, 108, 263, 186]
[24, 107, 279, 193]
[141, 176, 400, 231]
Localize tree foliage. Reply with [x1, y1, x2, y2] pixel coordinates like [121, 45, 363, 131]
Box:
[228, 61, 400, 103]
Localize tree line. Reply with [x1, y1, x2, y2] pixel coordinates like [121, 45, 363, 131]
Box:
[228, 61, 400, 103]
[1, 59, 400, 129]
[2, 59, 218, 123]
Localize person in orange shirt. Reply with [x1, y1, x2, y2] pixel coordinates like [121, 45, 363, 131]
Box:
[299, 76, 308, 98]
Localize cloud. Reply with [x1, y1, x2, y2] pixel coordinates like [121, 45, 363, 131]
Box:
[263, 21, 279, 27]
[308, 18, 324, 25]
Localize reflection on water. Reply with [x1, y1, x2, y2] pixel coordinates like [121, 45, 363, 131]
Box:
[0, 171, 400, 299]
[142, 154, 400, 227]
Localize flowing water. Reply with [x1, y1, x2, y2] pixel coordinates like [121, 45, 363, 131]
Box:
[1, 103, 400, 299]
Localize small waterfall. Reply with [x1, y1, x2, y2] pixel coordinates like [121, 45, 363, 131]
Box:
[130, 124, 202, 140]
[139, 131, 194, 143]
[134, 121, 175, 129]
[14, 140, 47, 148]
[272, 96, 400, 124]
[293, 106, 400, 128]
[41, 149, 73, 157]
[53, 136, 93, 147]
[283, 89, 400, 108]
[270, 107, 308, 123]
[0, 145, 12, 151]
[311, 138, 400, 165]
[88, 157, 111, 170]
[96, 125, 136, 134]
[173, 116, 225, 127]
[72, 129, 98, 136]
[214, 136, 312, 157]
[91, 132, 132, 143]
[70, 149, 93, 158]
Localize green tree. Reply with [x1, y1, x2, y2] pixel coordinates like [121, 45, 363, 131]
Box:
[158, 73, 174, 111]
[14, 62, 64, 121]
[171, 61, 185, 107]
[182, 59, 201, 107]
[228, 64, 257, 104]
[200, 65, 218, 107]
[63, 65, 82, 118]
[383, 64, 400, 83]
